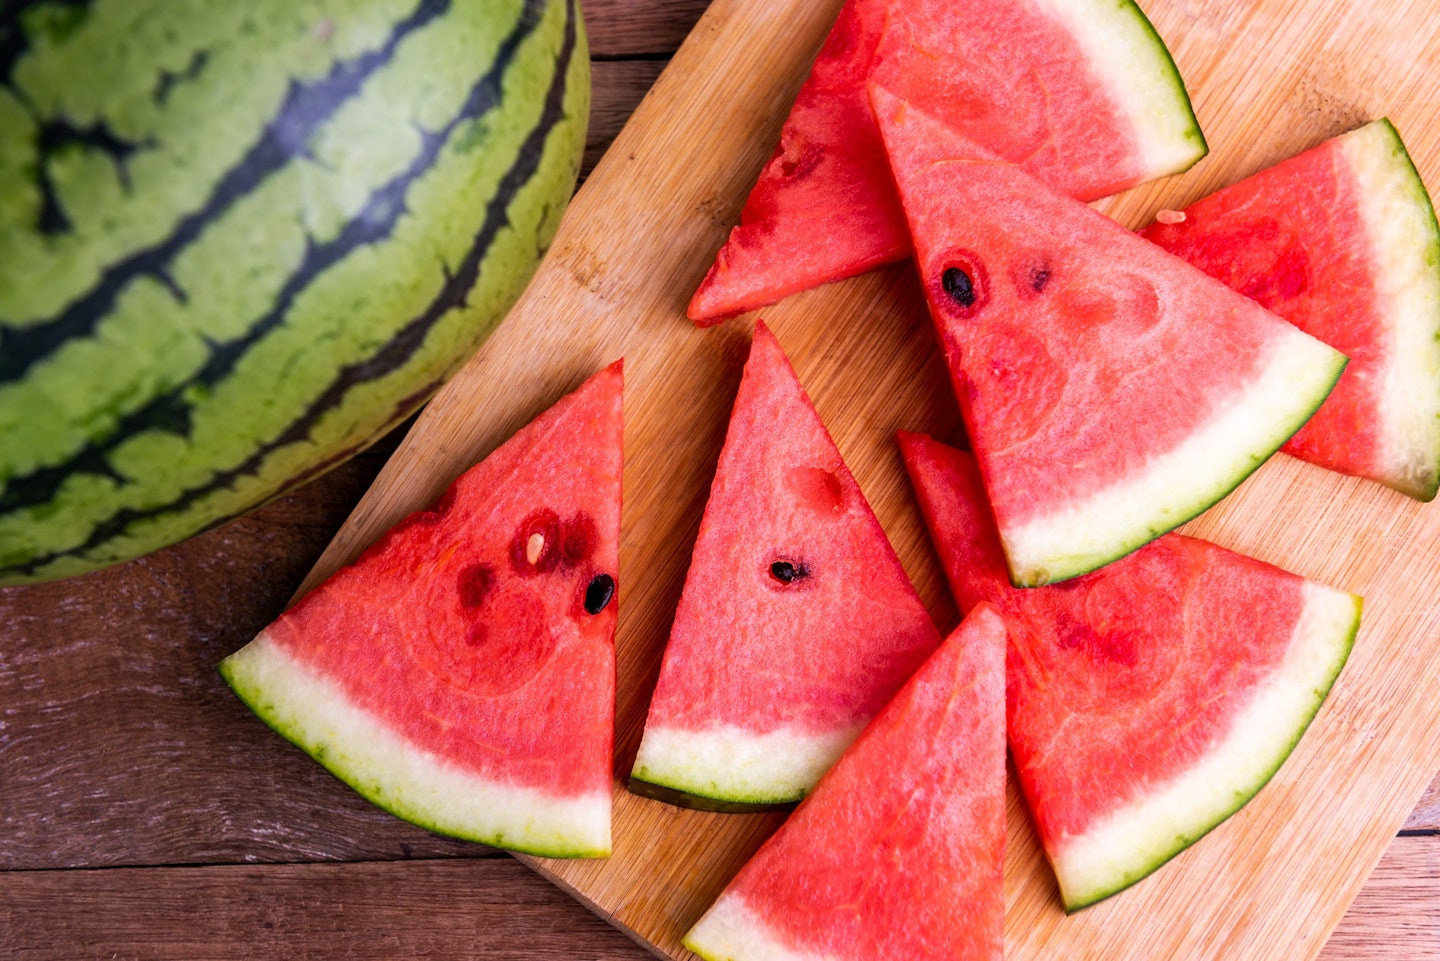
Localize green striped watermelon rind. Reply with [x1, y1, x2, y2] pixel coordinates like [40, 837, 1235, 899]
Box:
[219, 629, 612, 859]
[0, 0, 589, 584]
[999, 327, 1348, 587]
[1055, 583, 1361, 911]
[1337, 118, 1440, 500]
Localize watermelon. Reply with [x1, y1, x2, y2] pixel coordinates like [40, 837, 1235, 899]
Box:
[218, 361, 622, 858]
[0, 0, 589, 584]
[629, 321, 941, 809]
[1142, 119, 1440, 501]
[898, 430, 1361, 910]
[686, 0, 1206, 324]
[683, 603, 1006, 961]
[872, 86, 1349, 587]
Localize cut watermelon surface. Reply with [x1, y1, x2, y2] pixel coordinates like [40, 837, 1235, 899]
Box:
[873, 87, 1349, 587]
[219, 362, 624, 858]
[684, 603, 1006, 961]
[1143, 119, 1440, 501]
[630, 322, 941, 809]
[899, 431, 1361, 910]
[686, 0, 1207, 324]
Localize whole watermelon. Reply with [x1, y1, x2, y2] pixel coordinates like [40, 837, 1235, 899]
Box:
[0, 0, 589, 584]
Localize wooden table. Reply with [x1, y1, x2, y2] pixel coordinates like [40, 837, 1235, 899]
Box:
[5, 1, 1439, 957]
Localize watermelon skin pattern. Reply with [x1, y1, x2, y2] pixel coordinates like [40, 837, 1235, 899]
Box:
[684, 603, 1006, 961]
[0, 0, 589, 583]
[220, 361, 622, 858]
[899, 431, 1360, 910]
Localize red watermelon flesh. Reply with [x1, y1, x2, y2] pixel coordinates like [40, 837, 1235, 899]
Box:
[873, 86, 1348, 587]
[1142, 119, 1440, 501]
[686, 0, 907, 326]
[630, 321, 942, 808]
[898, 430, 1360, 910]
[683, 603, 1006, 961]
[686, 0, 1207, 325]
[218, 362, 623, 858]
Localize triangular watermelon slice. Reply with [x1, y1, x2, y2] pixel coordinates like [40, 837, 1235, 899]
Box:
[898, 430, 1361, 910]
[686, 0, 1207, 324]
[219, 362, 624, 858]
[872, 86, 1349, 587]
[630, 322, 941, 809]
[683, 602, 1006, 961]
[1142, 118, 1440, 501]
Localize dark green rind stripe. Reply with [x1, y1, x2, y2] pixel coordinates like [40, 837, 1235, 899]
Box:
[627, 777, 797, 814]
[33, 116, 151, 235]
[0, 0, 539, 517]
[0, 0, 450, 381]
[151, 48, 209, 107]
[9, 0, 580, 579]
[0, 0, 93, 88]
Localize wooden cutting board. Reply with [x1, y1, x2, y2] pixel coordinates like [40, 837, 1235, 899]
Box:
[296, 0, 1440, 957]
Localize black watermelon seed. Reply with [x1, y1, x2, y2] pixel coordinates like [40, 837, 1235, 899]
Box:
[942, 266, 976, 308]
[1029, 265, 1051, 293]
[584, 573, 615, 614]
[771, 561, 810, 584]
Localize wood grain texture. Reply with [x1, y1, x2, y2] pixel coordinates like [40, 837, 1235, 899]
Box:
[290, 0, 1440, 959]
[584, 0, 709, 57]
[1406, 778, 1440, 832]
[0, 456, 491, 871]
[3, 839, 1433, 960]
[3, 858, 648, 961]
[586, 60, 669, 180]
[1321, 836, 1440, 961]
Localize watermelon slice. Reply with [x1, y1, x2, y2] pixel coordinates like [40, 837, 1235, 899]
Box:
[686, 0, 1207, 324]
[1142, 119, 1440, 501]
[872, 86, 1349, 587]
[630, 322, 941, 809]
[683, 603, 1006, 961]
[898, 430, 1361, 910]
[218, 362, 624, 858]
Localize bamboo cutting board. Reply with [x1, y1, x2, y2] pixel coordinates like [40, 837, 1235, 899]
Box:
[296, 0, 1440, 957]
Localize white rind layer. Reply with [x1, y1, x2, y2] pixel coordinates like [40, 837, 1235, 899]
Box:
[631, 722, 865, 806]
[1053, 581, 1360, 909]
[1034, 0, 1206, 179]
[686, 892, 833, 961]
[1001, 327, 1346, 586]
[1340, 120, 1440, 499]
[219, 631, 611, 858]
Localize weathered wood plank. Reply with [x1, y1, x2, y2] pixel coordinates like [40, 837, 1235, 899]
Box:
[1405, 776, 1440, 833]
[4, 838, 1434, 960]
[4, 858, 649, 961]
[0, 458, 491, 870]
[1320, 835, 1440, 960]
[586, 60, 670, 180]
[584, 0, 709, 58]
